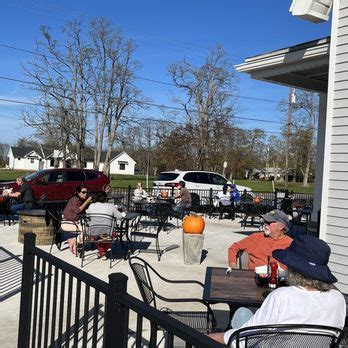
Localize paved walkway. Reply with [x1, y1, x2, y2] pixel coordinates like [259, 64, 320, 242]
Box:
[0, 215, 261, 347]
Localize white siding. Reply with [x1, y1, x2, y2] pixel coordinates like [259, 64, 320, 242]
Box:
[321, 0, 348, 293]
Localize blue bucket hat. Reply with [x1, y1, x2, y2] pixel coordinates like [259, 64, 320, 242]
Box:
[273, 235, 337, 284]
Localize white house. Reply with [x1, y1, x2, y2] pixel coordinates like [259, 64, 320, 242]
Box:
[236, 0, 348, 292]
[8, 146, 136, 175]
[84, 151, 136, 175]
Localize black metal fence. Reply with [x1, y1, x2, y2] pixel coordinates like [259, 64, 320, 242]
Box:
[18, 233, 223, 348]
[112, 186, 314, 211]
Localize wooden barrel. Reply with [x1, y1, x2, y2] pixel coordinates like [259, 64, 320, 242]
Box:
[18, 209, 54, 245]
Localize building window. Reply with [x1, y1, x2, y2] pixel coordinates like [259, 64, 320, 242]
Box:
[50, 159, 55, 167]
[30, 158, 35, 164]
[119, 163, 126, 170]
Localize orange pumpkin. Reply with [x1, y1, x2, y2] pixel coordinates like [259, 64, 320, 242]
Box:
[182, 215, 205, 234]
[160, 191, 169, 199]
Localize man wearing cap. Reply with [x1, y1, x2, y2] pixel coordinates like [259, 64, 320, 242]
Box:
[228, 209, 293, 270]
[210, 235, 346, 345]
[173, 181, 192, 215]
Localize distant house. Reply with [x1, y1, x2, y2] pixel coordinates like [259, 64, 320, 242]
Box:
[8, 146, 46, 171]
[84, 151, 136, 175]
[8, 146, 136, 175]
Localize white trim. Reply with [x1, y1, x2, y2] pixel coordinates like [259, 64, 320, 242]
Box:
[320, 0, 340, 243]
[235, 38, 330, 73]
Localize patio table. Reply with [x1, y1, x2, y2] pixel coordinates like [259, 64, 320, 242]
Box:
[203, 267, 271, 329]
[203, 267, 348, 330]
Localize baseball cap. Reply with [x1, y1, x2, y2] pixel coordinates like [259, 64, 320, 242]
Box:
[261, 209, 290, 232]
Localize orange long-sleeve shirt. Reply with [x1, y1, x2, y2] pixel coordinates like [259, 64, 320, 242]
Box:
[228, 232, 293, 270]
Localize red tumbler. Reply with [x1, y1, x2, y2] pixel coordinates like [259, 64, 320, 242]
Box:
[268, 261, 278, 288]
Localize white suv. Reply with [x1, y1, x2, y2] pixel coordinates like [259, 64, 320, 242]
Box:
[153, 170, 252, 193]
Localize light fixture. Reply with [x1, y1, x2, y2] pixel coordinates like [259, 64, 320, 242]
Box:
[290, 0, 333, 23]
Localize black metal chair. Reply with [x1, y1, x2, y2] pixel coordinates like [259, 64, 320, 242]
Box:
[130, 207, 173, 261]
[239, 203, 262, 229]
[237, 250, 249, 270]
[0, 197, 15, 225]
[79, 213, 120, 268]
[129, 256, 217, 335]
[45, 207, 81, 256]
[227, 324, 343, 347]
[218, 201, 235, 220]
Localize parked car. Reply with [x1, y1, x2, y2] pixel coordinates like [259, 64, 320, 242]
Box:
[153, 170, 252, 194]
[0, 168, 110, 201]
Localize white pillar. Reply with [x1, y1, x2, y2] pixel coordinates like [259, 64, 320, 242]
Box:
[312, 93, 327, 222]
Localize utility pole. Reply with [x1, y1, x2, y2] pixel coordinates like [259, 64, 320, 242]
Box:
[285, 88, 296, 189]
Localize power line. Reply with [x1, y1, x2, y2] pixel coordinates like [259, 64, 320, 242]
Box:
[0, 94, 284, 126]
[0, 76, 285, 125]
[0, 42, 291, 106]
[0, 107, 290, 135]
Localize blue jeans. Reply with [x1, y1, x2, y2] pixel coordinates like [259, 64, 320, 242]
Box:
[231, 307, 254, 329]
[10, 202, 33, 215]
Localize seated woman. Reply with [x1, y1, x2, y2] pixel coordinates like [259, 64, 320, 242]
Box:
[85, 191, 125, 258]
[216, 184, 234, 219]
[217, 184, 232, 206]
[132, 182, 148, 204]
[61, 185, 92, 254]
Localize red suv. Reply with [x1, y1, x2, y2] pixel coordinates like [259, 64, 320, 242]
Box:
[0, 168, 110, 201]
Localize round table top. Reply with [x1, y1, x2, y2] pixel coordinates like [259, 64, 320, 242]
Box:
[18, 209, 47, 216]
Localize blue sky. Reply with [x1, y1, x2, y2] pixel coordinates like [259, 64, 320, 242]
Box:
[0, 0, 331, 144]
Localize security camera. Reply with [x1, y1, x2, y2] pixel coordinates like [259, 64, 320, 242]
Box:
[290, 0, 333, 23]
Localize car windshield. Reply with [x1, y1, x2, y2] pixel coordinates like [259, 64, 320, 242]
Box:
[25, 170, 46, 181]
[156, 173, 180, 181]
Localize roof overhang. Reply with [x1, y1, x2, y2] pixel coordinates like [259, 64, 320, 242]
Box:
[235, 37, 330, 93]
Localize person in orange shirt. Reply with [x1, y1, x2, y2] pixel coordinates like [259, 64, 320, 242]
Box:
[228, 210, 293, 270]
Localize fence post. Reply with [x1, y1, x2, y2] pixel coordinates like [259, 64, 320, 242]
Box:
[209, 188, 213, 206]
[17, 233, 36, 348]
[105, 273, 129, 348]
[127, 185, 131, 211]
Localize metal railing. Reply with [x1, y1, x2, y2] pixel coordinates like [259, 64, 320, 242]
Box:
[18, 233, 223, 348]
[112, 186, 314, 210]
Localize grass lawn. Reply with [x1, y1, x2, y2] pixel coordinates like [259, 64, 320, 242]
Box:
[111, 174, 156, 189]
[235, 180, 314, 194]
[0, 169, 35, 181]
[0, 169, 314, 193]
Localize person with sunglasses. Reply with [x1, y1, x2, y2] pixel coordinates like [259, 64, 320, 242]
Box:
[61, 185, 93, 254]
[228, 210, 293, 270]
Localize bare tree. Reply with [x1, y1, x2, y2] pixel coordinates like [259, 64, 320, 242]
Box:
[88, 19, 144, 174]
[291, 91, 318, 186]
[23, 19, 143, 172]
[169, 45, 238, 170]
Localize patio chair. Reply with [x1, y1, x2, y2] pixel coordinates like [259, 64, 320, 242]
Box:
[237, 250, 249, 270]
[239, 203, 262, 229]
[129, 256, 217, 336]
[130, 209, 173, 261]
[218, 201, 235, 220]
[79, 213, 120, 268]
[227, 323, 343, 347]
[45, 207, 81, 256]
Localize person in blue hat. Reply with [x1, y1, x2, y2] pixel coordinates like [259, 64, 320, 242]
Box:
[210, 235, 346, 344]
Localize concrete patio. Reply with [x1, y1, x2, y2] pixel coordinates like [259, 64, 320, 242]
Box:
[0, 214, 261, 347]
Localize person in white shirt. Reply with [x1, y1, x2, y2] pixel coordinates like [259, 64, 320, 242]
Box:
[86, 191, 125, 258]
[209, 235, 346, 345]
[132, 182, 148, 203]
[217, 184, 232, 206]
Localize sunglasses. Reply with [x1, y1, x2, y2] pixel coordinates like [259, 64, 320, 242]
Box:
[81, 191, 88, 194]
